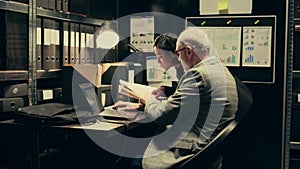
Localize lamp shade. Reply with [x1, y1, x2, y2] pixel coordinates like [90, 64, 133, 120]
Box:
[96, 29, 119, 49]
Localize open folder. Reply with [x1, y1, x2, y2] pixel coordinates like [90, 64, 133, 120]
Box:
[119, 79, 157, 103]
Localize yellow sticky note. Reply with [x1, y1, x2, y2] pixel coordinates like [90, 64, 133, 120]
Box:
[218, 0, 228, 11]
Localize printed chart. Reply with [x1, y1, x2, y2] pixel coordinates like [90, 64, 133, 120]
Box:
[146, 56, 178, 82]
[242, 26, 272, 67]
[198, 27, 241, 67]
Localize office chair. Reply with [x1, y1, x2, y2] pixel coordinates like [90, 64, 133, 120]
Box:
[175, 120, 238, 169]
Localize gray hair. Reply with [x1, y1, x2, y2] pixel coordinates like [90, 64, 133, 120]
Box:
[177, 28, 218, 58]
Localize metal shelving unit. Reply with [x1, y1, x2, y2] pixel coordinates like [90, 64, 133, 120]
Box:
[28, 0, 37, 105]
[284, 0, 294, 168]
[0, 0, 107, 105]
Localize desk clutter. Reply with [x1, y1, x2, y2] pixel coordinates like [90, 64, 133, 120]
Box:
[13, 103, 78, 126]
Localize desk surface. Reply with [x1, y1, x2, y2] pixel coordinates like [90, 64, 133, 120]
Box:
[0, 111, 146, 131]
[52, 113, 146, 132]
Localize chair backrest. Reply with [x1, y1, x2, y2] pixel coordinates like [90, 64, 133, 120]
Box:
[176, 120, 238, 169]
[233, 76, 253, 123]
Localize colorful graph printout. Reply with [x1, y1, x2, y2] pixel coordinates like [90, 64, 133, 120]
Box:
[197, 27, 241, 67]
[242, 26, 272, 67]
[146, 56, 178, 82]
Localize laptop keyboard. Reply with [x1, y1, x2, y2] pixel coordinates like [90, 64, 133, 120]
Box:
[101, 108, 123, 118]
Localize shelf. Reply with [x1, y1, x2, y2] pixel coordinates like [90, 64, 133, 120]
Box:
[0, 70, 62, 80]
[291, 142, 300, 150]
[37, 69, 62, 79]
[0, 0, 28, 14]
[0, 70, 28, 81]
[37, 8, 105, 26]
[294, 19, 300, 31]
[292, 71, 300, 78]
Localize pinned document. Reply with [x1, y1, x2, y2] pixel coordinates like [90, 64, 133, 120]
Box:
[199, 0, 219, 15]
[228, 0, 252, 14]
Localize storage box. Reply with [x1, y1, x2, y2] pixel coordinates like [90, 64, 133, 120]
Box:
[62, 64, 102, 104]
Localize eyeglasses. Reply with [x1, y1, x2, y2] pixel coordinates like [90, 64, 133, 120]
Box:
[175, 47, 186, 57]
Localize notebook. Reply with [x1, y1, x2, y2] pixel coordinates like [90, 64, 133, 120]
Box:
[79, 83, 139, 120]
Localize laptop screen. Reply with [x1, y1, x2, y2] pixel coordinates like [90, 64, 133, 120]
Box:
[79, 83, 104, 114]
[79, 82, 140, 120]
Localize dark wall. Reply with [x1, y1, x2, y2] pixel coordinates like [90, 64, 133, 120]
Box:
[224, 1, 286, 169]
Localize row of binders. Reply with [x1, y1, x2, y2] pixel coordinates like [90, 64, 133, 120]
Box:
[37, 17, 89, 70]
[36, 17, 116, 70]
[0, 10, 117, 71]
[36, 18, 99, 70]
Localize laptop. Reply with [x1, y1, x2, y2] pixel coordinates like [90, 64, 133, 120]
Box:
[79, 83, 139, 120]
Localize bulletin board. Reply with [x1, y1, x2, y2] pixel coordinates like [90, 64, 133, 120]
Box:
[186, 15, 276, 84]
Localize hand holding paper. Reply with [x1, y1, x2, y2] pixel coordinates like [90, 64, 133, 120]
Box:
[119, 79, 157, 103]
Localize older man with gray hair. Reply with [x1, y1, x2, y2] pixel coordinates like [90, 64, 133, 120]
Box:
[141, 28, 244, 169]
[114, 28, 252, 169]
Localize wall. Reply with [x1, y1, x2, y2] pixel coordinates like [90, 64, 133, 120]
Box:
[231, 0, 286, 169]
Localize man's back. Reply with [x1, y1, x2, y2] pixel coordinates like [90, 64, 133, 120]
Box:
[142, 56, 239, 169]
